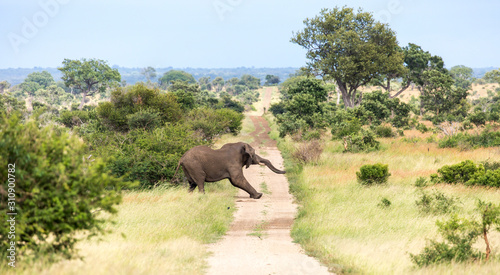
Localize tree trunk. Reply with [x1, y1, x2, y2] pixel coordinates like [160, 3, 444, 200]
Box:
[79, 90, 87, 110]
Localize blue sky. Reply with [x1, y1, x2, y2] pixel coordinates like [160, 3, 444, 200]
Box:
[1, 0, 499, 69]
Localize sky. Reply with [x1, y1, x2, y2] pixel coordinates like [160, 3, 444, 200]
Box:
[1, 0, 499, 69]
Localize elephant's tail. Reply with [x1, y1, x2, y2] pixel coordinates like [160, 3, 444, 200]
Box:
[171, 160, 182, 183]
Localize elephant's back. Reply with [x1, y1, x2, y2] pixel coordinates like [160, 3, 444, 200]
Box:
[180, 145, 213, 161]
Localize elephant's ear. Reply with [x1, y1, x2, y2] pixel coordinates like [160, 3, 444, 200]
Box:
[243, 143, 255, 169]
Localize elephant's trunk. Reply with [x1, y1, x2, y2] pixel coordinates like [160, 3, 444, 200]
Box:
[258, 157, 286, 174]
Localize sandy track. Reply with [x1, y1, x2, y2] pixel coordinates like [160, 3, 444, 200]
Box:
[206, 87, 330, 275]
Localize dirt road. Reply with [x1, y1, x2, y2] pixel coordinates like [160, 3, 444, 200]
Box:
[206, 87, 330, 274]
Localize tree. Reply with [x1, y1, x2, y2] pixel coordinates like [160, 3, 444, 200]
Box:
[198, 76, 212, 91]
[158, 70, 196, 88]
[58, 58, 121, 110]
[0, 115, 132, 260]
[212, 76, 225, 92]
[420, 69, 469, 121]
[264, 75, 280, 86]
[141, 66, 157, 84]
[450, 65, 474, 90]
[484, 69, 500, 84]
[291, 6, 404, 108]
[20, 71, 56, 97]
[0, 80, 10, 94]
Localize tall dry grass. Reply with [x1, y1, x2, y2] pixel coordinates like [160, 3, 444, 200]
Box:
[279, 134, 500, 274]
[4, 182, 236, 275]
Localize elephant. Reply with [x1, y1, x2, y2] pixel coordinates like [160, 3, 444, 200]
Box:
[175, 142, 285, 199]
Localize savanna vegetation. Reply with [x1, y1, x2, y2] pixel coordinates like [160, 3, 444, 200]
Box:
[0, 57, 262, 273]
[265, 6, 500, 274]
[1, 4, 500, 275]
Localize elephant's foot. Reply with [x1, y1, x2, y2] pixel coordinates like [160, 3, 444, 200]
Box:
[251, 192, 263, 199]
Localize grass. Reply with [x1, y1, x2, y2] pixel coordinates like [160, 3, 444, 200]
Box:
[277, 134, 500, 274]
[4, 183, 236, 275]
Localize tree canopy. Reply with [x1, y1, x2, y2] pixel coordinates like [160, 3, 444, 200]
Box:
[158, 70, 196, 88]
[58, 58, 121, 110]
[291, 6, 404, 108]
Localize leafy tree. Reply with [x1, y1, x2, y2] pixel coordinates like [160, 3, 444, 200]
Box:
[0, 94, 25, 116]
[0, 115, 132, 260]
[0, 80, 10, 94]
[483, 69, 500, 84]
[212, 76, 225, 92]
[58, 58, 121, 110]
[450, 65, 474, 90]
[239, 74, 261, 90]
[141, 66, 157, 84]
[158, 70, 196, 88]
[275, 78, 329, 137]
[198, 76, 212, 91]
[420, 69, 469, 122]
[24, 71, 55, 88]
[291, 6, 404, 108]
[264, 75, 280, 86]
[20, 71, 56, 97]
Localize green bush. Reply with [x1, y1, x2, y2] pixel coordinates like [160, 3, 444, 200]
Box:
[410, 216, 482, 267]
[102, 124, 207, 188]
[438, 126, 500, 149]
[0, 115, 132, 260]
[344, 129, 380, 153]
[356, 163, 390, 185]
[126, 108, 161, 130]
[185, 108, 242, 141]
[332, 118, 361, 139]
[437, 160, 483, 184]
[58, 109, 96, 128]
[433, 160, 500, 187]
[97, 83, 182, 131]
[373, 124, 395, 138]
[414, 176, 428, 188]
[415, 190, 460, 214]
[411, 201, 500, 267]
[215, 108, 244, 135]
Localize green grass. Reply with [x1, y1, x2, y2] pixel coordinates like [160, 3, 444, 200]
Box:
[6, 182, 237, 275]
[278, 135, 500, 274]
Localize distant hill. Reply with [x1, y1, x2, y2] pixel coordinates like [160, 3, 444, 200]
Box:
[2, 66, 497, 86]
[0, 67, 300, 86]
[472, 67, 499, 78]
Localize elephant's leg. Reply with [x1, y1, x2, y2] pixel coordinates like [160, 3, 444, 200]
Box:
[229, 173, 262, 199]
[182, 166, 205, 193]
[188, 182, 197, 192]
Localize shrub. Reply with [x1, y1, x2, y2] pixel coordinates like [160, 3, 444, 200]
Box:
[438, 126, 500, 149]
[414, 176, 428, 188]
[97, 83, 182, 131]
[291, 140, 324, 164]
[343, 129, 380, 153]
[104, 124, 207, 188]
[373, 124, 395, 138]
[58, 109, 96, 128]
[411, 201, 500, 267]
[410, 215, 482, 267]
[332, 118, 362, 139]
[215, 108, 244, 135]
[437, 160, 483, 184]
[433, 160, 500, 187]
[185, 107, 242, 141]
[378, 198, 392, 208]
[356, 163, 390, 185]
[126, 108, 161, 130]
[0, 115, 132, 260]
[415, 190, 460, 214]
[467, 110, 487, 126]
